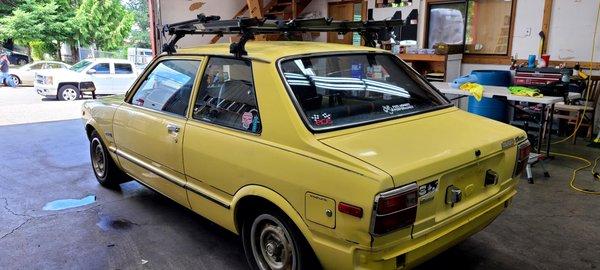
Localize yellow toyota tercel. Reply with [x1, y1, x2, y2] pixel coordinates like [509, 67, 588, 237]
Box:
[82, 42, 530, 270]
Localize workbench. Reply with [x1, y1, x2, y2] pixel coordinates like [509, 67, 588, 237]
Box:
[431, 82, 581, 156]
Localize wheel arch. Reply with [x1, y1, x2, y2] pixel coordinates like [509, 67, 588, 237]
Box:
[231, 185, 310, 238]
[57, 82, 80, 91]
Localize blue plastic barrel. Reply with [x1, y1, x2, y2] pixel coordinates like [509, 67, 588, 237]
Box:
[467, 70, 511, 122]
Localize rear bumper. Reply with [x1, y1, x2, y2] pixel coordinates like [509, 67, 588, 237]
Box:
[313, 185, 516, 270]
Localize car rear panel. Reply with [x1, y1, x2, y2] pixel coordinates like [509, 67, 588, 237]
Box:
[318, 108, 524, 247]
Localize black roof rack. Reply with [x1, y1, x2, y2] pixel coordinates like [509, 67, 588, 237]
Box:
[162, 13, 403, 57]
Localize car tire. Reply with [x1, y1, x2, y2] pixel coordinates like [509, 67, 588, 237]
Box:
[90, 130, 131, 189]
[10, 75, 20, 87]
[242, 206, 320, 270]
[58, 85, 80, 101]
[17, 59, 27, 66]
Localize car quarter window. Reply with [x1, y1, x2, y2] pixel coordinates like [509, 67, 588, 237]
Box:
[130, 59, 201, 117]
[192, 57, 261, 134]
[93, 63, 110, 74]
[115, 63, 133, 74]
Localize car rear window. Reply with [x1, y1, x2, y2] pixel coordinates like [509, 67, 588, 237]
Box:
[279, 53, 450, 131]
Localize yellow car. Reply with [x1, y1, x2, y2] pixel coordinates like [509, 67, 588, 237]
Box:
[82, 41, 530, 270]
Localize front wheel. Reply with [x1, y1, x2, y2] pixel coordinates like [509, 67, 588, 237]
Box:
[58, 85, 80, 101]
[242, 209, 318, 270]
[90, 130, 130, 188]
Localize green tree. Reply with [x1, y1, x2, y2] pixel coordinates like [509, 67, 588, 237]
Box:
[125, 0, 150, 48]
[0, 0, 75, 59]
[75, 0, 134, 51]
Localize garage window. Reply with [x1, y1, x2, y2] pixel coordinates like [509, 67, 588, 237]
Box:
[192, 57, 261, 134]
[426, 0, 515, 55]
[130, 60, 201, 117]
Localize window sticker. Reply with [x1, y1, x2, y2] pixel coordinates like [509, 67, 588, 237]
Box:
[242, 111, 254, 129]
[251, 114, 260, 133]
[242, 109, 260, 132]
[311, 113, 333, 126]
[382, 103, 415, 115]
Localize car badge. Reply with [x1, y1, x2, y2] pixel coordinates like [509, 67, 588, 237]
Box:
[418, 180, 438, 203]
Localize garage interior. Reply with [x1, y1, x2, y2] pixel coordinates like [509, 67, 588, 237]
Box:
[1, 0, 600, 269]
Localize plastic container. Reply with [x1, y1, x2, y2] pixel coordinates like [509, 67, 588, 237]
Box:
[467, 70, 511, 122]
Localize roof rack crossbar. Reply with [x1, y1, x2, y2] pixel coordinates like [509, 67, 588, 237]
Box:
[162, 14, 403, 56]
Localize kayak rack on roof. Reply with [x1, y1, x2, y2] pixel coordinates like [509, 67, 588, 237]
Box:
[162, 13, 403, 57]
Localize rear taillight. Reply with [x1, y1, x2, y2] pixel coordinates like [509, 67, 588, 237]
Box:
[371, 183, 418, 235]
[513, 141, 531, 177]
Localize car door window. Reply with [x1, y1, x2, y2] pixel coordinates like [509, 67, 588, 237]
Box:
[29, 63, 44, 70]
[130, 59, 201, 117]
[192, 57, 261, 133]
[93, 63, 110, 74]
[47, 63, 62, 69]
[115, 63, 133, 74]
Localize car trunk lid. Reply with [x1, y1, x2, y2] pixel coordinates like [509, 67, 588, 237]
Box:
[318, 109, 522, 235]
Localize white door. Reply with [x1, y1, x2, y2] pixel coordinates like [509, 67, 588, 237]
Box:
[21, 63, 45, 84]
[113, 63, 137, 94]
[87, 62, 113, 93]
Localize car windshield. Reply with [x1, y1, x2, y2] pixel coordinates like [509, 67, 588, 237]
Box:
[279, 53, 450, 131]
[70, 60, 93, 72]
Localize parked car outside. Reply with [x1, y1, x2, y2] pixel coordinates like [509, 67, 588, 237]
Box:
[0, 48, 30, 65]
[82, 42, 530, 270]
[35, 58, 139, 101]
[9, 61, 71, 86]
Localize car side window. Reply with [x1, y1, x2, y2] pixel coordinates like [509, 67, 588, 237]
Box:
[47, 63, 62, 69]
[93, 63, 110, 74]
[192, 57, 261, 133]
[130, 59, 201, 117]
[29, 63, 44, 70]
[115, 63, 133, 74]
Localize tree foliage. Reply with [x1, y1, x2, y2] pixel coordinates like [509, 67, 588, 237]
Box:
[75, 0, 135, 51]
[0, 0, 74, 46]
[124, 0, 150, 48]
[0, 0, 135, 58]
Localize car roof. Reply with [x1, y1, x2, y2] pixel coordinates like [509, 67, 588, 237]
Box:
[176, 41, 386, 62]
[31, 61, 68, 64]
[85, 58, 132, 63]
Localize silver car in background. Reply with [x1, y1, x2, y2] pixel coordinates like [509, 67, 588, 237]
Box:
[9, 61, 71, 86]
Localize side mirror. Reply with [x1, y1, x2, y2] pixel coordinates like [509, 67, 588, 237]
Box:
[87, 69, 96, 74]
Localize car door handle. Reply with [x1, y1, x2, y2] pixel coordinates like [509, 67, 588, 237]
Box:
[166, 124, 180, 133]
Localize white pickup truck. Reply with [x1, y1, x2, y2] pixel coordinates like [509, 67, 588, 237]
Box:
[35, 58, 140, 101]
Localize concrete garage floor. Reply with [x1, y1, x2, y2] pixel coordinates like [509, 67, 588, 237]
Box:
[1, 118, 600, 269]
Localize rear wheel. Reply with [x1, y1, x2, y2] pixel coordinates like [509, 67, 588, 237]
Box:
[90, 130, 130, 188]
[58, 85, 80, 101]
[242, 207, 318, 270]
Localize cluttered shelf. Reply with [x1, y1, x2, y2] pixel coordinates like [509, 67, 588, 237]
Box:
[397, 53, 462, 82]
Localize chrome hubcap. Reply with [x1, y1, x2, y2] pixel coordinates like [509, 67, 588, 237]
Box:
[62, 88, 77, 101]
[11, 76, 18, 86]
[91, 138, 106, 178]
[251, 214, 296, 270]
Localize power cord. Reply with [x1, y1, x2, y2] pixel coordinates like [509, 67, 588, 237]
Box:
[545, 1, 600, 195]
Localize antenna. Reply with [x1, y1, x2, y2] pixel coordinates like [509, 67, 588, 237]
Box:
[162, 14, 404, 57]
